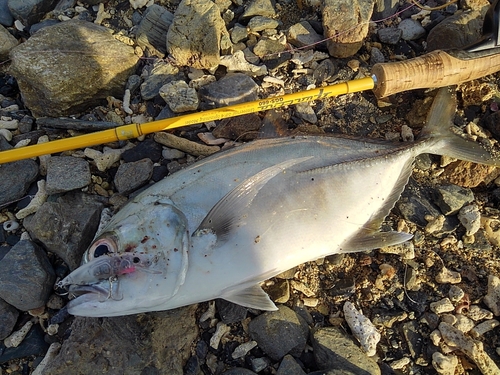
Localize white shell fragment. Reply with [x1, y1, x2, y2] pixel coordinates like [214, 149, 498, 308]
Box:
[343, 301, 381, 356]
[16, 180, 48, 219]
[470, 319, 500, 338]
[32, 342, 62, 375]
[483, 274, 500, 316]
[3, 219, 19, 232]
[210, 322, 230, 349]
[4, 321, 33, 348]
[219, 50, 268, 76]
[232, 340, 258, 359]
[439, 322, 500, 374]
[123, 89, 133, 114]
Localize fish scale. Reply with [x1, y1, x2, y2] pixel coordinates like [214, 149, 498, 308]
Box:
[60, 87, 500, 317]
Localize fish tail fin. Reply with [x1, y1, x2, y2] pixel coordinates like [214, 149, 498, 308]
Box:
[420, 86, 500, 167]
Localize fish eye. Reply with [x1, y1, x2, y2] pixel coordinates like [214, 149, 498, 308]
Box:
[86, 236, 118, 262]
[94, 244, 111, 258]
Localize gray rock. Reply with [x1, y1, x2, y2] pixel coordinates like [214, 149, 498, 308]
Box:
[126, 74, 141, 94]
[427, 10, 484, 51]
[7, 0, 58, 26]
[398, 18, 426, 41]
[199, 73, 258, 108]
[323, 0, 374, 58]
[252, 38, 286, 58]
[231, 23, 247, 43]
[287, 21, 323, 49]
[9, 20, 139, 117]
[276, 354, 306, 375]
[313, 59, 336, 83]
[114, 158, 154, 194]
[212, 113, 262, 141]
[433, 184, 474, 216]
[0, 24, 18, 60]
[159, 80, 199, 113]
[23, 192, 103, 270]
[46, 156, 91, 195]
[140, 60, 182, 100]
[0, 0, 14, 26]
[167, 0, 230, 69]
[0, 240, 55, 311]
[41, 305, 198, 375]
[247, 16, 279, 33]
[122, 138, 163, 163]
[0, 298, 19, 340]
[402, 320, 423, 359]
[135, 4, 174, 56]
[222, 368, 257, 375]
[241, 0, 276, 18]
[248, 305, 309, 361]
[370, 47, 385, 65]
[377, 27, 402, 45]
[396, 178, 441, 227]
[295, 102, 317, 124]
[0, 159, 38, 207]
[311, 326, 381, 375]
[216, 299, 247, 324]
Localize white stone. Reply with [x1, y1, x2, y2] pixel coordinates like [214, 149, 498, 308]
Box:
[432, 352, 458, 375]
[343, 301, 381, 356]
[430, 298, 455, 314]
[32, 342, 62, 375]
[232, 340, 257, 359]
[458, 204, 481, 236]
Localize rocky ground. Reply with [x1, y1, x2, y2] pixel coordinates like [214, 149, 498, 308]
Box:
[1, 0, 500, 374]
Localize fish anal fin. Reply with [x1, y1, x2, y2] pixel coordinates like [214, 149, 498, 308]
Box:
[221, 285, 278, 311]
[340, 230, 413, 253]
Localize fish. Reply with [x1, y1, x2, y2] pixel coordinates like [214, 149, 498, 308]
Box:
[58, 87, 500, 317]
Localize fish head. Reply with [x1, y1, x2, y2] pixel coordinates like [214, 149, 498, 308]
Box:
[59, 199, 190, 317]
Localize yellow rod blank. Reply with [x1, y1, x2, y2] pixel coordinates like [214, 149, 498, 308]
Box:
[0, 76, 375, 164]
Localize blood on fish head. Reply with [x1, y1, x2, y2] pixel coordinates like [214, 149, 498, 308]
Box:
[60, 200, 190, 317]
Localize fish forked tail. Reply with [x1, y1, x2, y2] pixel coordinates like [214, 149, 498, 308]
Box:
[420, 86, 500, 167]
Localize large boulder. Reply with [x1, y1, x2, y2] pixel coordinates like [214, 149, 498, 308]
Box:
[9, 20, 139, 117]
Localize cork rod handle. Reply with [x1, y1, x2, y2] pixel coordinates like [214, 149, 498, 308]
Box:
[372, 50, 500, 98]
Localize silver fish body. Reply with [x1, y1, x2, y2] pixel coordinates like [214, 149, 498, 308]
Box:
[60, 88, 500, 317]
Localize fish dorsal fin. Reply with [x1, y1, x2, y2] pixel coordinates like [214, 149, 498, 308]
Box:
[339, 157, 415, 253]
[194, 156, 312, 239]
[221, 284, 278, 311]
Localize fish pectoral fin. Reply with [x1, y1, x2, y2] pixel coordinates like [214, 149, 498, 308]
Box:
[340, 230, 413, 253]
[194, 156, 312, 239]
[221, 285, 278, 311]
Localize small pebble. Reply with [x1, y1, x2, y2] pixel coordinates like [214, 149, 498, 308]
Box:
[16, 180, 48, 219]
[389, 356, 410, 369]
[454, 314, 474, 333]
[466, 305, 494, 321]
[432, 352, 458, 375]
[379, 241, 415, 259]
[448, 285, 465, 302]
[435, 267, 461, 284]
[430, 298, 455, 314]
[31, 342, 62, 375]
[232, 340, 258, 359]
[470, 319, 500, 338]
[458, 204, 481, 237]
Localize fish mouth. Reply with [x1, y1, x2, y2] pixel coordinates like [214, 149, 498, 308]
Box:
[68, 280, 122, 304]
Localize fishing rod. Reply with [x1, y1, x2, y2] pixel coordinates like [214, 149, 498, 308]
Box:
[1, 1, 500, 164]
